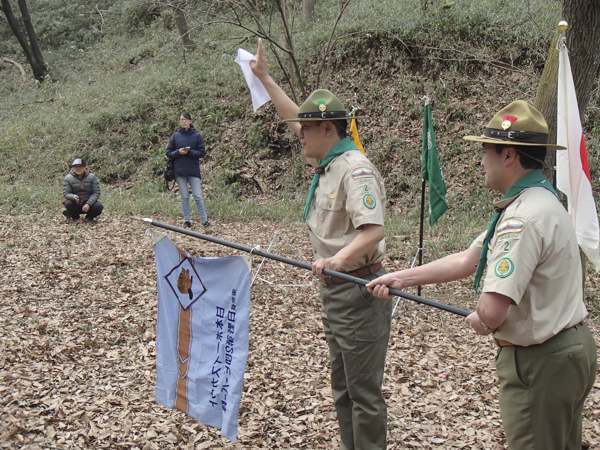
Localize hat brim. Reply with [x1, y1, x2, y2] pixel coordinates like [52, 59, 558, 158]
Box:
[463, 135, 566, 150]
[284, 115, 357, 123]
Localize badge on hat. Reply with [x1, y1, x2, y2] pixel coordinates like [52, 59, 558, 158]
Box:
[317, 99, 327, 112]
[501, 115, 518, 130]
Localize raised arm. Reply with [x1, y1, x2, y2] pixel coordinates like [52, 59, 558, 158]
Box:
[250, 38, 301, 136]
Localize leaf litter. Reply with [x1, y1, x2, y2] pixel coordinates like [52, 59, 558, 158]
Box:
[1, 213, 598, 449]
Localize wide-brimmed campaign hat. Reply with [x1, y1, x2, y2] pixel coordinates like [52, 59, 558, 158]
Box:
[71, 158, 86, 167]
[464, 100, 566, 150]
[284, 89, 357, 122]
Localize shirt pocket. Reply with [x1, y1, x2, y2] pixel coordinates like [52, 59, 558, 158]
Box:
[315, 195, 347, 239]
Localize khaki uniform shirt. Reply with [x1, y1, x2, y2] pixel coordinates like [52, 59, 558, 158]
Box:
[470, 187, 587, 346]
[304, 151, 386, 278]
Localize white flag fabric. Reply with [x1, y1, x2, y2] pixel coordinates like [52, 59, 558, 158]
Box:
[153, 233, 251, 442]
[234, 47, 271, 112]
[556, 41, 600, 270]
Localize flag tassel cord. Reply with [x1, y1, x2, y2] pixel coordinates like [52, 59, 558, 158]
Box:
[143, 218, 472, 318]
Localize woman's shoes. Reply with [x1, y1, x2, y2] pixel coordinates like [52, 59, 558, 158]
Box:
[182, 221, 209, 229]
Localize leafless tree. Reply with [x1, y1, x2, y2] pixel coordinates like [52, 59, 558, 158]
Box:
[534, 0, 600, 182]
[0, 0, 47, 81]
[195, 0, 356, 103]
[302, 0, 314, 22]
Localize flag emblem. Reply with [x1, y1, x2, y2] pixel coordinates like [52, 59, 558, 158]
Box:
[165, 259, 207, 310]
[494, 258, 514, 278]
[363, 194, 376, 209]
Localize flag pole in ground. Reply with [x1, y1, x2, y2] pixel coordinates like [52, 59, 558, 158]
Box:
[418, 180, 426, 296]
[142, 218, 471, 317]
[556, 20, 600, 270]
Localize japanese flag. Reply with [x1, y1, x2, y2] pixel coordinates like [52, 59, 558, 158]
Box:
[556, 40, 600, 270]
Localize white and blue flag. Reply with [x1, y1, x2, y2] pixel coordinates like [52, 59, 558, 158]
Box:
[153, 232, 251, 442]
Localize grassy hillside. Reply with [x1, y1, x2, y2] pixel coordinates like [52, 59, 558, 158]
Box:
[1, 0, 598, 269]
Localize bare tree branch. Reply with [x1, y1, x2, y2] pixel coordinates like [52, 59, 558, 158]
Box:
[1, 55, 26, 80]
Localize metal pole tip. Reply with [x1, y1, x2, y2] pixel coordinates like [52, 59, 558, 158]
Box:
[558, 21, 568, 32]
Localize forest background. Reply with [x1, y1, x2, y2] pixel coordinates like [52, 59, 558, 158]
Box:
[1, 0, 599, 449]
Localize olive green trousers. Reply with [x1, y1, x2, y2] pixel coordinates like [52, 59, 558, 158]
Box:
[320, 268, 392, 450]
[495, 321, 597, 450]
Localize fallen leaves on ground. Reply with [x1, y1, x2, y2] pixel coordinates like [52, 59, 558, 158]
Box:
[1, 213, 598, 449]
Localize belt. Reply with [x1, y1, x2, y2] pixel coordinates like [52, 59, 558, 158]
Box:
[323, 262, 382, 286]
[495, 339, 515, 347]
[494, 320, 584, 348]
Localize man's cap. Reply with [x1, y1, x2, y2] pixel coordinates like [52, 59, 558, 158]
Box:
[464, 100, 566, 150]
[71, 158, 86, 167]
[284, 89, 357, 122]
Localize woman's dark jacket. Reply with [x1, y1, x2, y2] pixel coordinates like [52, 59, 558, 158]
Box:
[166, 125, 206, 179]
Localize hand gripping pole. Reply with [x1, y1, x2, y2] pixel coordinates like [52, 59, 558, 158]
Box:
[143, 218, 472, 317]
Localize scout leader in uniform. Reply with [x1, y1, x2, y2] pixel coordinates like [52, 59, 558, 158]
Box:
[367, 100, 597, 450]
[250, 38, 392, 450]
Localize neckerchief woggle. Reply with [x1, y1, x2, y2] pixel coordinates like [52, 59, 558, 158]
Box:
[302, 137, 359, 222]
[473, 169, 557, 294]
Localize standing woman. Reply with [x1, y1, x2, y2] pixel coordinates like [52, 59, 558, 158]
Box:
[166, 112, 210, 229]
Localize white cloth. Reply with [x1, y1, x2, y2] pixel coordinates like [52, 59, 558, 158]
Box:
[153, 233, 251, 442]
[234, 47, 271, 112]
[556, 41, 600, 270]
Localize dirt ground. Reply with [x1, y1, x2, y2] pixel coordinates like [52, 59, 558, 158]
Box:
[1, 213, 599, 449]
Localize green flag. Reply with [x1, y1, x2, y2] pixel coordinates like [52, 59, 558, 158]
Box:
[421, 103, 448, 227]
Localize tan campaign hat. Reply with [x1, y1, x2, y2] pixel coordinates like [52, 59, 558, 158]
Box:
[464, 100, 566, 150]
[284, 89, 357, 122]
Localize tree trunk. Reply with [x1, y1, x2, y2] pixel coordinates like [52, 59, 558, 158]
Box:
[17, 0, 46, 80]
[561, 0, 600, 118]
[174, 7, 196, 52]
[2, 0, 46, 81]
[533, 24, 560, 183]
[534, 0, 600, 183]
[303, 0, 314, 22]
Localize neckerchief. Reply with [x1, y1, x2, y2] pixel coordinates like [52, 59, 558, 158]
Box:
[302, 137, 358, 223]
[473, 169, 557, 294]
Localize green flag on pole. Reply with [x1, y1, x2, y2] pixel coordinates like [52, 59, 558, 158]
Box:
[421, 102, 448, 227]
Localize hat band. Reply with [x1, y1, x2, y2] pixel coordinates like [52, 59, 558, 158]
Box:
[484, 127, 548, 144]
[298, 110, 348, 120]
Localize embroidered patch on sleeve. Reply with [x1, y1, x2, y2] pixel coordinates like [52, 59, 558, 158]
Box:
[351, 168, 374, 180]
[496, 219, 524, 236]
[494, 258, 514, 278]
[363, 194, 377, 209]
[497, 232, 521, 242]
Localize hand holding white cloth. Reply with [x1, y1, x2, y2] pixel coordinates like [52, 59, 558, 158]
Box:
[234, 48, 271, 112]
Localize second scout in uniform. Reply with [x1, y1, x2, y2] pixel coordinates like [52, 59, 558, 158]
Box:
[250, 38, 392, 450]
[367, 100, 597, 450]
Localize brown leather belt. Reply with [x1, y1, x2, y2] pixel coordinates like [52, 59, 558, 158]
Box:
[494, 321, 584, 348]
[495, 339, 515, 347]
[323, 262, 382, 286]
